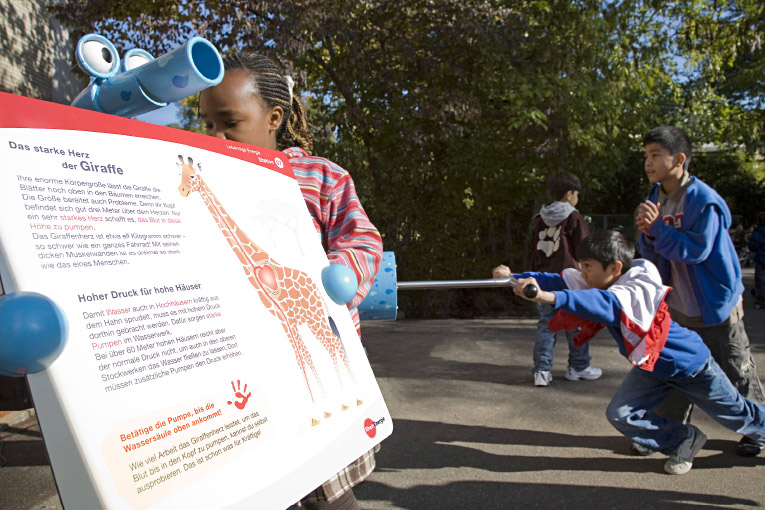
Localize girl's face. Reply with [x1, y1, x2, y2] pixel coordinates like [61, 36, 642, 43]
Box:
[199, 69, 283, 150]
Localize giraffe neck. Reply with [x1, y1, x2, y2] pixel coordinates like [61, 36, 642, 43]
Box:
[192, 177, 270, 265]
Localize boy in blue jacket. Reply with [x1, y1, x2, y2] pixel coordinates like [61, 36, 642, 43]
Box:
[635, 126, 764, 457]
[509, 230, 765, 475]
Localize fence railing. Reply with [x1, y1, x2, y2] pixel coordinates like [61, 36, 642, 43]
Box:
[586, 214, 638, 241]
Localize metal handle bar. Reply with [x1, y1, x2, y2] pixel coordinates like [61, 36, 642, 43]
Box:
[397, 277, 538, 298]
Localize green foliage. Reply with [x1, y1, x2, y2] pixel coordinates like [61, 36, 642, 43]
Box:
[52, 0, 765, 317]
[691, 151, 765, 225]
[175, 95, 205, 134]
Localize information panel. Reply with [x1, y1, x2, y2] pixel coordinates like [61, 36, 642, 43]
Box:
[0, 92, 391, 509]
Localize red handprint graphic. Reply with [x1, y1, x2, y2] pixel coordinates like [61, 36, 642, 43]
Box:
[227, 380, 251, 410]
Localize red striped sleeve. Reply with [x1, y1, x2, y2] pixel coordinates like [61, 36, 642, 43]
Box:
[285, 147, 383, 335]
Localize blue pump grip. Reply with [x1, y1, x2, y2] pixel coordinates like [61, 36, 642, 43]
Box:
[0, 292, 68, 377]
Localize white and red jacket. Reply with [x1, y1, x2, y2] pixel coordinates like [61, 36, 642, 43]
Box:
[515, 259, 710, 378]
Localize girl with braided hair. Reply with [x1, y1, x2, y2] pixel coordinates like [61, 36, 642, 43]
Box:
[199, 53, 382, 510]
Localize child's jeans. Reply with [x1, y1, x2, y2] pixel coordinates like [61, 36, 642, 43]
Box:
[533, 302, 590, 373]
[606, 357, 765, 455]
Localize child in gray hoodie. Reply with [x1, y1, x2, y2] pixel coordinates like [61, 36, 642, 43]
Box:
[494, 172, 601, 386]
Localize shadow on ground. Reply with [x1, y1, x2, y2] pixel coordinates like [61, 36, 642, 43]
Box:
[370, 419, 764, 472]
[0, 425, 48, 467]
[355, 418, 764, 509]
[356, 478, 759, 510]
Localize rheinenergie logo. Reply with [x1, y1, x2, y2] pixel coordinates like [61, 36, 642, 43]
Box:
[363, 417, 385, 438]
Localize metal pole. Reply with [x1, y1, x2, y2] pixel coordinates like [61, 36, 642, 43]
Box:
[397, 276, 519, 290]
[397, 277, 538, 298]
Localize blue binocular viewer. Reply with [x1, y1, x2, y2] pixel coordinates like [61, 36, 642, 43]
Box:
[0, 35, 226, 376]
[71, 34, 224, 118]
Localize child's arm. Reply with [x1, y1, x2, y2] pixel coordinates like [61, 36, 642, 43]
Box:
[324, 172, 384, 309]
[643, 203, 724, 263]
[513, 271, 568, 291]
[514, 277, 622, 327]
[552, 288, 622, 326]
[635, 201, 661, 263]
[506, 271, 566, 303]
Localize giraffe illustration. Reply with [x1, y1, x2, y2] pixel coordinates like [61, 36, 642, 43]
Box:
[176, 155, 361, 424]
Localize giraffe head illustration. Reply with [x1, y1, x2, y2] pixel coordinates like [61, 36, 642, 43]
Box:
[177, 155, 198, 197]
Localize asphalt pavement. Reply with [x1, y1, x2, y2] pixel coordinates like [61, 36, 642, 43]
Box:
[1, 269, 764, 509]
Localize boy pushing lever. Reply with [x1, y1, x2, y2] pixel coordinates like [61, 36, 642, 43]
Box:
[508, 230, 765, 474]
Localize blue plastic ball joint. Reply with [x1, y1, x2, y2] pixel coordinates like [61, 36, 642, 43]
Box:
[321, 264, 359, 305]
[0, 292, 68, 377]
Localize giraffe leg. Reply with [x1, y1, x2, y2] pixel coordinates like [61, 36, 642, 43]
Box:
[277, 321, 331, 426]
[303, 281, 365, 408]
[264, 294, 334, 426]
[279, 323, 316, 403]
[290, 327, 336, 424]
[316, 317, 364, 409]
[330, 317, 364, 406]
[307, 356, 332, 420]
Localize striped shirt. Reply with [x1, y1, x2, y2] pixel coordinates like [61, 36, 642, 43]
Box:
[285, 147, 383, 335]
[285, 147, 382, 503]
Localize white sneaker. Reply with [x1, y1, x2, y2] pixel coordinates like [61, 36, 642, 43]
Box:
[565, 366, 603, 381]
[664, 426, 707, 475]
[533, 371, 552, 387]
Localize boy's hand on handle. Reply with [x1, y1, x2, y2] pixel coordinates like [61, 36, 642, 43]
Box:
[492, 265, 540, 299]
[514, 277, 554, 304]
[636, 200, 661, 234]
[492, 264, 512, 279]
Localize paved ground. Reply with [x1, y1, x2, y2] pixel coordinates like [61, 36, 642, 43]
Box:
[2, 269, 764, 509]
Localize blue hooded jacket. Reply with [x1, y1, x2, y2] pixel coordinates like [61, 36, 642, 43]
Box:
[637, 176, 743, 326]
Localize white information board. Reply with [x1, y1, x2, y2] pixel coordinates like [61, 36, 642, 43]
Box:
[0, 92, 391, 509]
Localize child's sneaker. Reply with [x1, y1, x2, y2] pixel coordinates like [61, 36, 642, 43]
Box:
[631, 442, 656, 456]
[664, 425, 707, 475]
[736, 436, 764, 457]
[533, 371, 552, 387]
[565, 366, 603, 381]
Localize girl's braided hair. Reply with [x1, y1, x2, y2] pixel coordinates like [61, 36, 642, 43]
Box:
[222, 53, 314, 154]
